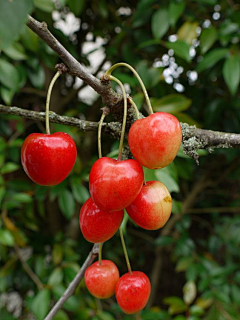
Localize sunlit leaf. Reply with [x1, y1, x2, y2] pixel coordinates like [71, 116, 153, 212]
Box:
[165, 41, 191, 62]
[31, 289, 51, 320]
[177, 21, 198, 45]
[169, 0, 185, 27]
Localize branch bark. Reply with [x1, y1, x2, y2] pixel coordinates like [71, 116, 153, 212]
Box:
[1, 105, 240, 154]
[44, 243, 99, 320]
[26, 16, 121, 108]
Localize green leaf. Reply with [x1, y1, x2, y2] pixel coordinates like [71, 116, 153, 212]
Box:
[72, 183, 90, 204]
[1, 162, 20, 174]
[58, 190, 76, 219]
[169, 0, 185, 27]
[175, 113, 199, 126]
[0, 59, 20, 91]
[231, 284, 240, 305]
[68, 0, 86, 15]
[31, 289, 51, 320]
[223, 55, 240, 96]
[196, 48, 228, 72]
[0, 229, 15, 246]
[53, 310, 69, 320]
[151, 94, 192, 113]
[155, 171, 179, 193]
[165, 41, 191, 62]
[11, 193, 32, 203]
[0, 87, 15, 105]
[28, 64, 45, 89]
[3, 43, 28, 60]
[152, 8, 169, 39]
[33, 0, 55, 12]
[164, 296, 187, 315]
[53, 243, 63, 265]
[136, 61, 161, 89]
[177, 21, 198, 45]
[175, 257, 193, 272]
[200, 27, 218, 54]
[155, 236, 174, 246]
[48, 267, 64, 286]
[0, 0, 33, 49]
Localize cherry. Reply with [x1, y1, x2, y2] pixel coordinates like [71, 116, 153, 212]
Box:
[79, 198, 124, 243]
[126, 181, 172, 230]
[116, 271, 151, 314]
[85, 260, 119, 299]
[21, 132, 77, 186]
[128, 112, 182, 169]
[89, 157, 144, 211]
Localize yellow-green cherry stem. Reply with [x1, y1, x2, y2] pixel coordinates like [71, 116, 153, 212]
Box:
[128, 97, 140, 120]
[98, 242, 103, 265]
[119, 227, 132, 274]
[105, 62, 154, 115]
[98, 113, 106, 159]
[45, 71, 61, 135]
[109, 75, 128, 161]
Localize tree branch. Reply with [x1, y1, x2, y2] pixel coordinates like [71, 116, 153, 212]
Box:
[44, 243, 99, 320]
[26, 16, 121, 107]
[1, 105, 240, 154]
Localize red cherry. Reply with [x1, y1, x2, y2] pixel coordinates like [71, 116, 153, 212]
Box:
[126, 181, 172, 230]
[89, 157, 144, 211]
[79, 198, 124, 243]
[128, 112, 182, 169]
[85, 260, 119, 299]
[116, 271, 151, 314]
[21, 132, 77, 186]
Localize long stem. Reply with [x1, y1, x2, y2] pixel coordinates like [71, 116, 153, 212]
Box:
[98, 242, 103, 265]
[109, 75, 127, 161]
[45, 71, 61, 134]
[119, 227, 132, 274]
[98, 113, 106, 158]
[128, 97, 140, 120]
[105, 63, 153, 115]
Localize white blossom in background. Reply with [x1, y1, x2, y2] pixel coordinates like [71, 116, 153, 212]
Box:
[0, 292, 23, 318]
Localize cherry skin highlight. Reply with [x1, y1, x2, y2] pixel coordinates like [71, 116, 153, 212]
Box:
[89, 157, 144, 211]
[85, 260, 120, 299]
[79, 198, 124, 243]
[21, 132, 77, 186]
[116, 271, 151, 314]
[128, 112, 182, 169]
[126, 181, 172, 230]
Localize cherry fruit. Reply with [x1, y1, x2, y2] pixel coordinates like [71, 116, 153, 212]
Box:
[89, 157, 144, 211]
[116, 271, 151, 314]
[126, 181, 172, 230]
[85, 260, 119, 299]
[80, 198, 124, 243]
[21, 132, 77, 186]
[128, 112, 182, 169]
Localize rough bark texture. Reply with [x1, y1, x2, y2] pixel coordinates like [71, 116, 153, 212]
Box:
[1, 105, 240, 159]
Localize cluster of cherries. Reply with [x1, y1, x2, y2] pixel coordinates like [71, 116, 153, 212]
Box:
[20, 64, 182, 315]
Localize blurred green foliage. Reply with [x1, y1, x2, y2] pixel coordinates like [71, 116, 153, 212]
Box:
[0, 0, 240, 319]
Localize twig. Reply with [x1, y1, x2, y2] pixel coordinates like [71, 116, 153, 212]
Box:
[15, 245, 44, 291]
[26, 16, 121, 107]
[1, 105, 240, 152]
[44, 243, 99, 320]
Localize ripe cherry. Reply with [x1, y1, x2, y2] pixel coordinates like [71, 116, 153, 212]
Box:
[89, 157, 144, 211]
[116, 271, 151, 314]
[126, 181, 172, 230]
[79, 198, 124, 243]
[85, 260, 119, 299]
[128, 112, 182, 169]
[21, 132, 77, 186]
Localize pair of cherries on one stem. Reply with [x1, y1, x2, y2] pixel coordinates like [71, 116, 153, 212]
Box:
[85, 260, 151, 315]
